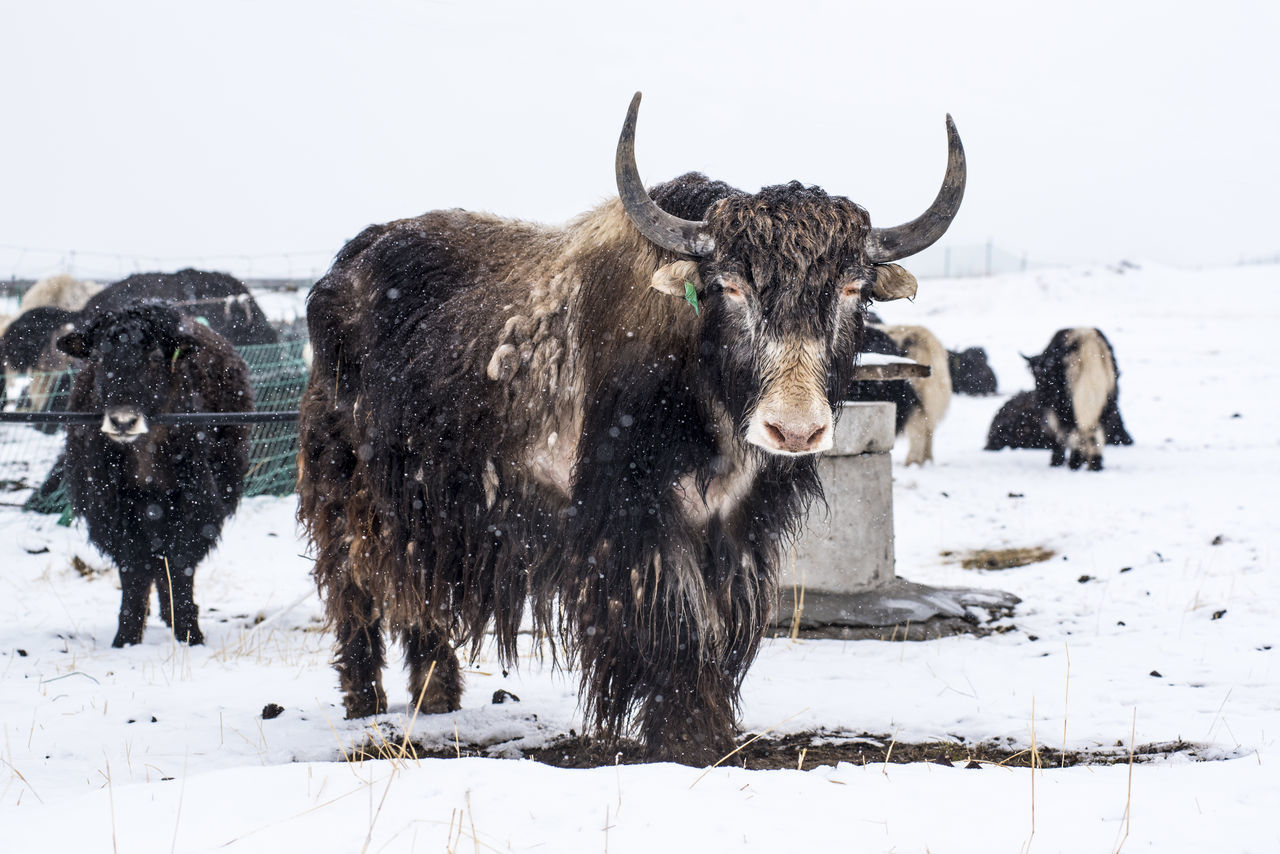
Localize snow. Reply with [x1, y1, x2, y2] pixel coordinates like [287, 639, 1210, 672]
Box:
[2, 263, 1278, 851]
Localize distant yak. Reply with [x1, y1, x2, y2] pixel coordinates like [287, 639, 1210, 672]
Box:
[985, 327, 1132, 469]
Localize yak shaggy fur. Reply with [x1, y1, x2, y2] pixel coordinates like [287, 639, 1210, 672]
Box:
[298, 173, 897, 762]
[60, 301, 252, 647]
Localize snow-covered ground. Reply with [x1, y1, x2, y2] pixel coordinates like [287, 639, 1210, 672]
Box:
[1, 263, 1276, 851]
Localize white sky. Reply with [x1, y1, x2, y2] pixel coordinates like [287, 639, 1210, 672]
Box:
[1, 0, 1277, 280]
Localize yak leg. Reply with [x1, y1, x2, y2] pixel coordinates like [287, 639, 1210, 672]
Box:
[579, 559, 741, 766]
[112, 567, 152, 647]
[334, 588, 388, 718]
[155, 559, 204, 645]
[403, 626, 463, 714]
[902, 410, 929, 466]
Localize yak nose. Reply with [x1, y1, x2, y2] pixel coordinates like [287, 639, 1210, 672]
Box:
[761, 417, 830, 454]
[748, 399, 834, 455]
[102, 407, 148, 440]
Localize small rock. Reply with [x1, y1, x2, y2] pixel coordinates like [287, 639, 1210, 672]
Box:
[964, 760, 982, 770]
[1077, 575, 1092, 584]
[262, 703, 285, 720]
[1210, 535, 1224, 546]
[492, 689, 521, 705]
[1119, 566, 1132, 573]
[1149, 670, 1163, 678]
[16, 649, 28, 657]
[1211, 610, 1227, 621]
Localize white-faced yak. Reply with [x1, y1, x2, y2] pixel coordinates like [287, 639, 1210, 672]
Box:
[297, 93, 966, 763]
[985, 327, 1132, 469]
[58, 301, 252, 647]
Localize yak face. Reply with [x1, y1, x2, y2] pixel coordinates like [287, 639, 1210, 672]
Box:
[686, 184, 879, 455]
[57, 301, 198, 444]
[618, 92, 964, 457]
[648, 183, 924, 456]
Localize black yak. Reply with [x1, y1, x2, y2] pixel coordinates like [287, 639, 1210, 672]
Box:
[297, 93, 966, 762]
[82, 269, 278, 347]
[985, 327, 1132, 469]
[947, 346, 998, 396]
[58, 301, 252, 647]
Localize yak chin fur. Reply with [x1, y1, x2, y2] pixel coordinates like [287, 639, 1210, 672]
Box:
[297, 173, 895, 762]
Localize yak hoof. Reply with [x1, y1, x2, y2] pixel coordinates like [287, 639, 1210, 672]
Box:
[344, 687, 389, 719]
[111, 632, 143, 648]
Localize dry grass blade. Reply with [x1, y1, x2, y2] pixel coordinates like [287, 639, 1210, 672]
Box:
[689, 708, 809, 789]
[1113, 709, 1137, 854]
[399, 660, 438, 763]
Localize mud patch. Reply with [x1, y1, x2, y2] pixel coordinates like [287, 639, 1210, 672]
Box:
[944, 546, 1056, 570]
[348, 727, 1208, 770]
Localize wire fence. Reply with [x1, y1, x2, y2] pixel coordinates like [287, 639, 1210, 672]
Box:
[1, 340, 309, 515]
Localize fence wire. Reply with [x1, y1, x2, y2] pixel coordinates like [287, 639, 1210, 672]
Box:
[1, 340, 309, 514]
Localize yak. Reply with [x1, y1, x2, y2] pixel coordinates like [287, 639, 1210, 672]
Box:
[948, 346, 998, 396]
[985, 327, 1132, 469]
[20, 273, 103, 313]
[82, 269, 278, 347]
[297, 93, 966, 763]
[843, 324, 951, 465]
[58, 301, 252, 647]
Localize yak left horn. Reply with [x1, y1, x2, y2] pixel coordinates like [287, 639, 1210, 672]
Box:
[864, 114, 967, 263]
[616, 92, 716, 257]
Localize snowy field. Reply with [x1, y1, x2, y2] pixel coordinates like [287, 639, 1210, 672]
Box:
[1, 263, 1276, 852]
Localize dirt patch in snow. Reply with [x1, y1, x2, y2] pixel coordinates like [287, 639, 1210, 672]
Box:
[944, 546, 1057, 570]
[352, 728, 1207, 770]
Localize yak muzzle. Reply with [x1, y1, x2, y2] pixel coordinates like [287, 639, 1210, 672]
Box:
[101, 407, 149, 442]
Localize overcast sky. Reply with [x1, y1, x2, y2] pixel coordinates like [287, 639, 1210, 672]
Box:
[2, 0, 1277, 281]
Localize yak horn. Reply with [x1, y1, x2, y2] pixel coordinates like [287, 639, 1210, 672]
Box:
[616, 92, 715, 257]
[865, 115, 967, 263]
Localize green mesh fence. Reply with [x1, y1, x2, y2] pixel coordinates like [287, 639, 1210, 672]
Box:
[1, 339, 309, 515]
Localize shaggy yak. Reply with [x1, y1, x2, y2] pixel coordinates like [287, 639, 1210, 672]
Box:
[947, 346, 998, 396]
[58, 301, 252, 647]
[298, 93, 966, 762]
[985, 327, 1132, 469]
[82, 268, 279, 347]
[843, 323, 951, 465]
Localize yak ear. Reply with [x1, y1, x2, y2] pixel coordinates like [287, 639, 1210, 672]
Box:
[56, 330, 91, 359]
[650, 260, 701, 297]
[173, 318, 205, 357]
[869, 263, 918, 302]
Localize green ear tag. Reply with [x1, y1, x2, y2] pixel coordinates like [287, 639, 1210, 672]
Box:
[684, 281, 700, 315]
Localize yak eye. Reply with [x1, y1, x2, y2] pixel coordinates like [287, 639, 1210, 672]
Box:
[719, 279, 745, 300]
[840, 281, 863, 300]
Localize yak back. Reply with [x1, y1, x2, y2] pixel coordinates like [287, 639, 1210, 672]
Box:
[1, 305, 78, 371]
[843, 325, 919, 434]
[87, 269, 277, 347]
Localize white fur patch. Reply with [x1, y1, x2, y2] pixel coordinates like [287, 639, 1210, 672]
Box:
[746, 338, 833, 455]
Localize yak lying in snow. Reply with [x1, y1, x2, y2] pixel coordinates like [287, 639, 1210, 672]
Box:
[297, 93, 966, 762]
[947, 346, 998, 396]
[58, 301, 252, 646]
[985, 327, 1132, 469]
